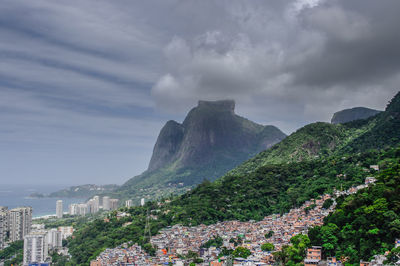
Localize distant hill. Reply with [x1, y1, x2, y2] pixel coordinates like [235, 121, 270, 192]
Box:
[331, 107, 381, 124]
[117, 100, 286, 202]
[48, 184, 118, 198]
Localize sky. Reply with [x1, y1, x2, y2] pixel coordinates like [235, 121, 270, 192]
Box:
[0, 0, 399, 185]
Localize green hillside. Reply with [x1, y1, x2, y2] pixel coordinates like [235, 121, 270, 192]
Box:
[308, 152, 400, 264]
[229, 92, 400, 177]
[67, 148, 399, 265]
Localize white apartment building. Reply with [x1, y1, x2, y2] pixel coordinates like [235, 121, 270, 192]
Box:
[93, 196, 100, 213]
[69, 203, 88, 216]
[56, 200, 63, 219]
[47, 228, 62, 249]
[110, 199, 119, 210]
[102, 196, 110, 210]
[125, 200, 133, 208]
[23, 231, 48, 265]
[9, 207, 32, 242]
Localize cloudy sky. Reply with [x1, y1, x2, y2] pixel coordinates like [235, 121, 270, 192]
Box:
[1, 0, 399, 185]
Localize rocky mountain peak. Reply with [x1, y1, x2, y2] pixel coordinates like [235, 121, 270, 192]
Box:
[197, 100, 235, 114]
[146, 99, 286, 180]
[331, 107, 381, 124]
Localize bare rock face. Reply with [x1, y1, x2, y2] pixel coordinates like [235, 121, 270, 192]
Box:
[120, 100, 286, 200]
[147, 100, 286, 173]
[148, 120, 184, 172]
[331, 107, 381, 124]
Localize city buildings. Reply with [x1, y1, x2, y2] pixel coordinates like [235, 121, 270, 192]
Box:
[141, 198, 145, 206]
[23, 231, 49, 265]
[110, 199, 119, 210]
[0, 210, 7, 249]
[0, 206, 8, 234]
[92, 182, 373, 266]
[304, 246, 322, 266]
[47, 228, 62, 249]
[93, 196, 100, 213]
[125, 199, 133, 208]
[68, 196, 120, 217]
[87, 199, 96, 214]
[9, 207, 32, 242]
[102, 196, 110, 210]
[69, 203, 88, 216]
[56, 200, 63, 219]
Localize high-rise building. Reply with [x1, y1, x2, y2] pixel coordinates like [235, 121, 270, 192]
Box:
[23, 231, 48, 265]
[77, 204, 88, 216]
[47, 228, 62, 249]
[9, 207, 32, 242]
[141, 198, 145, 206]
[69, 203, 88, 216]
[0, 206, 9, 233]
[56, 200, 63, 219]
[0, 211, 7, 249]
[102, 196, 110, 210]
[125, 200, 133, 208]
[93, 196, 100, 213]
[110, 199, 119, 210]
[87, 199, 96, 213]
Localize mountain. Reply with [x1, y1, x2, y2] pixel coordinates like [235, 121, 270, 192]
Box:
[117, 100, 286, 201]
[331, 107, 381, 124]
[229, 92, 400, 176]
[68, 92, 400, 265]
[49, 184, 118, 198]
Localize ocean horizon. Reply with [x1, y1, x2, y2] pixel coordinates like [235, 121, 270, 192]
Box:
[0, 184, 83, 217]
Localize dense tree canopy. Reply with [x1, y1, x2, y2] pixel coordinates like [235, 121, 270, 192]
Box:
[309, 155, 400, 263]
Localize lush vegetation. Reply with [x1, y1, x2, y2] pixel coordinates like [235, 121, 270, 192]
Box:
[261, 242, 275, 251]
[33, 214, 98, 229]
[166, 149, 390, 225]
[308, 154, 400, 263]
[66, 92, 399, 265]
[0, 240, 23, 266]
[201, 236, 223, 248]
[229, 92, 400, 178]
[232, 246, 251, 258]
[273, 234, 311, 266]
[66, 148, 398, 265]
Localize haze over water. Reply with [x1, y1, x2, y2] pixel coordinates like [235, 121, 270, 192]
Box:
[0, 184, 82, 217]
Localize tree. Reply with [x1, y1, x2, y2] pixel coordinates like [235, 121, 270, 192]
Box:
[265, 230, 274, 239]
[322, 198, 334, 209]
[273, 245, 290, 265]
[261, 242, 275, 251]
[232, 247, 251, 258]
[385, 247, 400, 264]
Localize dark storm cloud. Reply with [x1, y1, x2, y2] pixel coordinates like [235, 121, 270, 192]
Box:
[293, 0, 400, 87]
[152, 0, 399, 131]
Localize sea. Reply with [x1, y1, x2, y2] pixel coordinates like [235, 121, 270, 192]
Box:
[0, 184, 83, 218]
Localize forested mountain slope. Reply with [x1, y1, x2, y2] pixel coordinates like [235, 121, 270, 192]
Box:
[308, 151, 400, 264]
[229, 91, 400, 177]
